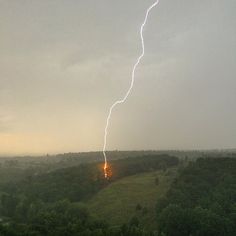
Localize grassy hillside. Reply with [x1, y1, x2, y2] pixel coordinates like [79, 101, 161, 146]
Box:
[87, 167, 177, 229]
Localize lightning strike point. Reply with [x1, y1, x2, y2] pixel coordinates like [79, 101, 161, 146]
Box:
[102, 1, 160, 178]
[104, 161, 108, 178]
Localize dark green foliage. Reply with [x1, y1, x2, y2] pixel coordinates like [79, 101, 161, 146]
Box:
[0, 155, 178, 206]
[129, 216, 140, 227]
[155, 177, 159, 185]
[158, 204, 197, 236]
[141, 207, 148, 216]
[0, 200, 109, 236]
[156, 158, 236, 236]
[136, 204, 142, 211]
[1, 193, 18, 217]
[0, 155, 178, 236]
[109, 155, 178, 180]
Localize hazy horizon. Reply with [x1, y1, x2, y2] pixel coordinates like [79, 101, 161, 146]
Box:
[1, 0, 236, 155]
[1, 148, 236, 158]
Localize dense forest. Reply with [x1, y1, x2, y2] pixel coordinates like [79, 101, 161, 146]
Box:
[0, 155, 177, 235]
[0, 154, 235, 235]
[156, 158, 236, 236]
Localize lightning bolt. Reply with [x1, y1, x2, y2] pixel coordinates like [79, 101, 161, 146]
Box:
[103, 0, 160, 178]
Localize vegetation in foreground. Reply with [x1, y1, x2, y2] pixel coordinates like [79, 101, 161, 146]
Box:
[0, 155, 236, 235]
[156, 158, 236, 236]
[0, 155, 177, 235]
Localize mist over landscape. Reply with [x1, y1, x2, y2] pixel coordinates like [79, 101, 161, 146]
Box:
[0, 0, 235, 236]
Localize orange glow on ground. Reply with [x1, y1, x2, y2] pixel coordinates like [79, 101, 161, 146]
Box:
[103, 162, 112, 179]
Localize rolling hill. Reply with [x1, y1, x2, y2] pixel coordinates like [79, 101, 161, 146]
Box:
[87, 167, 178, 229]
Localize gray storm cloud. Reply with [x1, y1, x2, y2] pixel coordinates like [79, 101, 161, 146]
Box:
[0, 0, 235, 155]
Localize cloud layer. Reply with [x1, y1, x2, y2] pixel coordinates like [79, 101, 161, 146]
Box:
[0, 0, 235, 155]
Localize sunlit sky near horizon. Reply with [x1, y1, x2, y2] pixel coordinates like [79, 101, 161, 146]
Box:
[0, 0, 236, 155]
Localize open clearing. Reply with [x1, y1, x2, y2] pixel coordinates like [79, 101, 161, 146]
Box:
[87, 168, 177, 229]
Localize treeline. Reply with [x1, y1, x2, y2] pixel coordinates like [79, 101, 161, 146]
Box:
[0, 155, 178, 236]
[0, 150, 180, 171]
[108, 155, 178, 180]
[156, 158, 236, 236]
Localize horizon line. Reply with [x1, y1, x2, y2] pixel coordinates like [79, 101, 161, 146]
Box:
[1, 148, 236, 158]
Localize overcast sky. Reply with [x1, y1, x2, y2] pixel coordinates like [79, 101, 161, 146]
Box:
[0, 0, 235, 155]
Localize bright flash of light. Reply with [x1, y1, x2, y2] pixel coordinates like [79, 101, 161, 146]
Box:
[103, 0, 160, 178]
[103, 161, 108, 178]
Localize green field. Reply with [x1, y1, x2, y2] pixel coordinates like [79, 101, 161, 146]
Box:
[87, 168, 177, 229]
